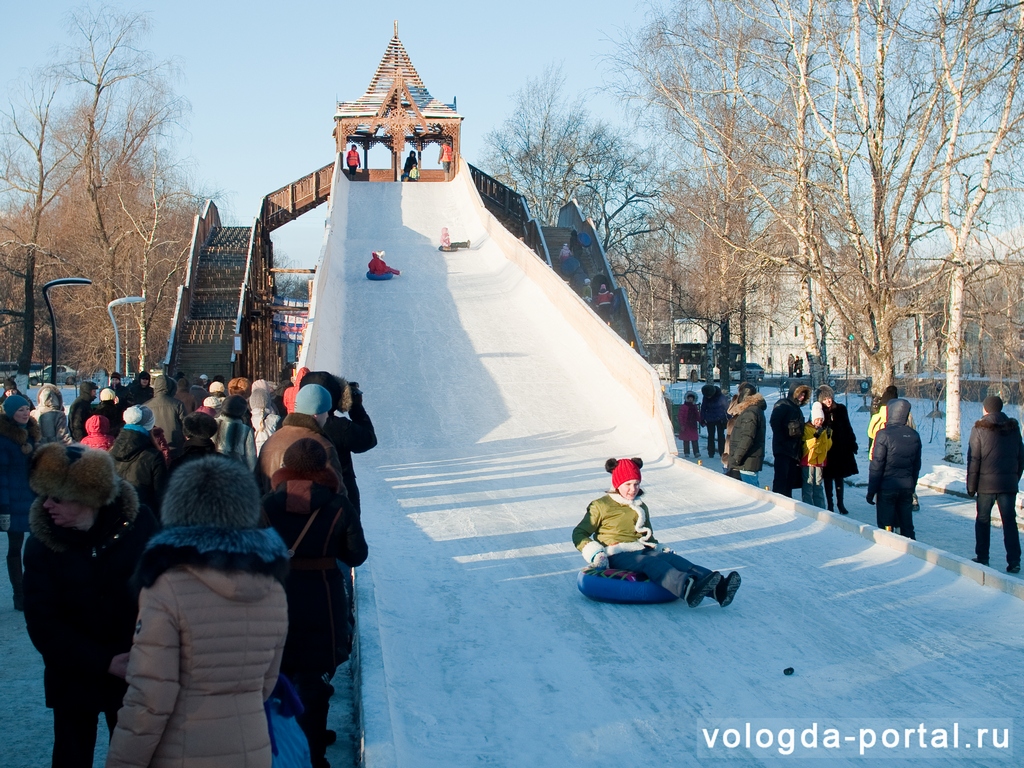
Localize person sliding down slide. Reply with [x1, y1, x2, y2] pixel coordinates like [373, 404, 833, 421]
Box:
[573, 458, 741, 607]
[367, 250, 401, 280]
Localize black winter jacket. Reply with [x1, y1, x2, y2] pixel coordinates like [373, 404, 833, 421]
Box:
[770, 384, 811, 460]
[867, 400, 921, 497]
[23, 481, 158, 710]
[966, 412, 1024, 496]
[321, 403, 377, 510]
[68, 394, 95, 442]
[263, 475, 368, 671]
[728, 393, 767, 472]
[823, 402, 859, 479]
[109, 427, 168, 515]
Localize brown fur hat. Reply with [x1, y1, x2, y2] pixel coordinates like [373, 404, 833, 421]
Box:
[29, 443, 118, 509]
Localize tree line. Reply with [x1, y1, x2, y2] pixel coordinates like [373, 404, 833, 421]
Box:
[0, 6, 202, 383]
[483, 1, 1024, 463]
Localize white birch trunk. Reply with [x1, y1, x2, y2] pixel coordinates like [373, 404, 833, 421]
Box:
[944, 264, 965, 463]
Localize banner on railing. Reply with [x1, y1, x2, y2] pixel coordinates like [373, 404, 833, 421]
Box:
[271, 296, 310, 309]
[272, 311, 307, 343]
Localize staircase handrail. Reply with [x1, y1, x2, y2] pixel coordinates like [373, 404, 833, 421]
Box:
[230, 218, 261, 367]
[467, 163, 552, 266]
[557, 200, 646, 358]
[162, 199, 221, 371]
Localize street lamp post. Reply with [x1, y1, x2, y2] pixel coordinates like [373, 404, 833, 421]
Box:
[42, 278, 92, 385]
[107, 296, 145, 375]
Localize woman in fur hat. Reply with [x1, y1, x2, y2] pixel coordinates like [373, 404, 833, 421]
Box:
[263, 438, 368, 768]
[818, 385, 858, 515]
[214, 394, 258, 470]
[33, 383, 73, 445]
[22, 443, 158, 766]
[573, 458, 741, 608]
[109, 406, 169, 515]
[0, 395, 40, 610]
[169, 412, 220, 473]
[106, 456, 289, 768]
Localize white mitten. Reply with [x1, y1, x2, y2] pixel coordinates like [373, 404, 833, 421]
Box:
[581, 540, 607, 568]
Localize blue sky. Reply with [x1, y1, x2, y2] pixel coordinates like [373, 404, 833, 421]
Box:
[3, 1, 641, 266]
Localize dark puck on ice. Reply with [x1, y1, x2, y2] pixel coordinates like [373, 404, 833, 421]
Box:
[783, 667, 794, 676]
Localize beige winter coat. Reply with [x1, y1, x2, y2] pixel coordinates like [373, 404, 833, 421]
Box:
[105, 565, 288, 768]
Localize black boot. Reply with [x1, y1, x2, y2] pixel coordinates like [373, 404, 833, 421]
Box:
[835, 482, 850, 515]
[7, 554, 24, 612]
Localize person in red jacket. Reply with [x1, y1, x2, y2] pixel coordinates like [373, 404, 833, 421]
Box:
[676, 392, 701, 458]
[80, 414, 115, 451]
[282, 367, 310, 415]
[368, 251, 401, 277]
[345, 144, 360, 180]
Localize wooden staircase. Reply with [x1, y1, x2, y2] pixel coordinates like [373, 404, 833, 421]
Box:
[172, 226, 251, 381]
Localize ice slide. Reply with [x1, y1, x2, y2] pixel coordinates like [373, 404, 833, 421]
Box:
[301, 163, 1024, 767]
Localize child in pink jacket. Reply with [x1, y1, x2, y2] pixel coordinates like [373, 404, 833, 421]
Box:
[677, 393, 701, 458]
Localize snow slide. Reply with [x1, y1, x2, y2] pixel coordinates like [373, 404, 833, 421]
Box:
[301, 164, 1024, 767]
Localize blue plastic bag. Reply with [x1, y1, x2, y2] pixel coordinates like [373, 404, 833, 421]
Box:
[265, 675, 312, 768]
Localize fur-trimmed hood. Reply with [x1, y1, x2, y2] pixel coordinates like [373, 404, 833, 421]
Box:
[35, 384, 64, 412]
[735, 392, 767, 413]
[281, 412, 328, 434]
[974, 412, 1021, 434]
[134, 526, 289, 592]
[0, 411, 40, 453]
[28, 477, 140, 554]
[788, 383, 812, 403]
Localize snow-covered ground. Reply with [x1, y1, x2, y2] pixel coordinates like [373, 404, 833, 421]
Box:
[299, 174, 1024, 767]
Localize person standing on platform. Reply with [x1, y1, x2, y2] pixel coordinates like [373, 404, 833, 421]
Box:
[439, 142, 453, 180]
[346, 143, 360, 180]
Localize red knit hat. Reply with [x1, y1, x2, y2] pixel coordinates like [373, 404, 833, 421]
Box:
[607, 457, 643, 490]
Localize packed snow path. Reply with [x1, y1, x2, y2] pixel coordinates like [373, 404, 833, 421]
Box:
[300, 171, 1023, 767]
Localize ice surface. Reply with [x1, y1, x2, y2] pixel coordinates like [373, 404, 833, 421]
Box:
[300, 173, 1024, 767]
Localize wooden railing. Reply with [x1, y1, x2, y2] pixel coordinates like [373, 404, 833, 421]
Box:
[557, 200, 646, 357]
[468, 164, 552, 266]
[262, 161, 336, 233]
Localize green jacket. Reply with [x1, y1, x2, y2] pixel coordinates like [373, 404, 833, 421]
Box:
[573, 493, 659, 563]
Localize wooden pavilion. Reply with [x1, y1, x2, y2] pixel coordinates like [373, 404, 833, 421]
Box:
[334, 23, 463, 182]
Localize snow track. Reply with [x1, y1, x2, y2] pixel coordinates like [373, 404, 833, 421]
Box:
[302, 167, 1024, 767]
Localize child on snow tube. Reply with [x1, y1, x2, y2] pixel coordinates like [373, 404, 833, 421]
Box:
[572, 458, 741, 607]
[367, 250, 401, 280]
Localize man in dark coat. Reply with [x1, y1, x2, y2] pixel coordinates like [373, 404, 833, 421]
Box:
[818, 385, 858, 515]
[109, 406, 168, 515]
[866, 399, 921, 539]
[93, 388, 124, 437]
[108, 372, 133, 407]
[770, 383, 811, 497]
[700, 383, 730, 459]
[68, 381, 98, 442]
[967, 395, 1024, 572]
[146, 375, 186, 459]
[256, 384, 344, 495]
[301, 371, 378, 513]
[23, 443, 157, 768]
[727, 387, 767, 486]
[263, 438, 368, 767]
[126, 371, 153, 405]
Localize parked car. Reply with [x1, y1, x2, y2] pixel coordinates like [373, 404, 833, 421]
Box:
[29, 365, 78, 386]
[730, 363, 765, 383]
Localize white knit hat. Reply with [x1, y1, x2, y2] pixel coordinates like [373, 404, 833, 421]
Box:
[811, 402, 825, 422]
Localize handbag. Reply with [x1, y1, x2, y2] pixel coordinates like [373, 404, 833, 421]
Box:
[265, 675, 312, 768]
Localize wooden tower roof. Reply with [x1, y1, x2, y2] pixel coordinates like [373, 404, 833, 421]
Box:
[335, 23, 462, 124]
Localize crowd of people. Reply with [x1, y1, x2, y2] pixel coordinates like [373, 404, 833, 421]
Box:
[0, 366, 376, 768]
[674, 379, 1024, 572]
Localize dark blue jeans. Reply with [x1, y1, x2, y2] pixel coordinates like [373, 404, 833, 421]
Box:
[608, 549, 712, 599]
[975, 492, 1021, 567]
[706, 421, 727, 457]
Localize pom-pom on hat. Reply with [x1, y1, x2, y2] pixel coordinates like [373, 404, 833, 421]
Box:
[161, 455, 261, 529]
[30, 443, 119, 510]
[606, 457, 643, 490]
[811, 402, 825, 422]
[2, 394, 30, 417]
[294, 383, 333, 416]
[99, 387, 117, 402]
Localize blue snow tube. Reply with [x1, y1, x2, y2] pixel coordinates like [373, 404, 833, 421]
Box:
[578, 232, 592, 248]
[366, 271, 394, 281]
[577, 567, 678, 604]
